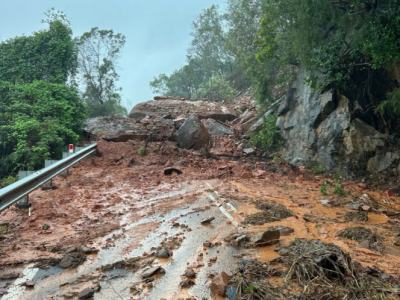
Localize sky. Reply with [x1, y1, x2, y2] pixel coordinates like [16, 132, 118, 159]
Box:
[0, 0, 227, 110]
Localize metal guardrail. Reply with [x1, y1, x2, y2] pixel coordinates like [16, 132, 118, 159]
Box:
[0, 143, 97, 212]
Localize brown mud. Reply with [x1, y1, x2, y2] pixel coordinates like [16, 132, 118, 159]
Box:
[0, 139, 399, 299]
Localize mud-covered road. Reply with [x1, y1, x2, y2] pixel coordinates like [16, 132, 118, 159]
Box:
[0, 140, 399, 300]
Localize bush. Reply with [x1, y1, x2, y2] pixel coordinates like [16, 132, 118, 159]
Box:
[138, 146, 146, 156]
[249, 114, 282, 152]
[0, 175, 17, 188]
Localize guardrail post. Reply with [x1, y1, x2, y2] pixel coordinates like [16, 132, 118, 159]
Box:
[15, 171, 34, 208]
[42, 160, 58, 190]
[61, 152, 70, 177]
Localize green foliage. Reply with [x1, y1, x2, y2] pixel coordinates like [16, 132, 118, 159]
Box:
[0, 81, 85, 178]
[0, 8, 77, 85]
[311, 161, 325, 175]
[138, 146, 145, 156]
[197, 72, 238, 101]
[376, 88, 400, 116]
[249, 115, 282, 152]
[76, 27, 127, 117]
[333, 179, 347, 197]
[320, 181, 328, 195]
[0, 175, 17, 188]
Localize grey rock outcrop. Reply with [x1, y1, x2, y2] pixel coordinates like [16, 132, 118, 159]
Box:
[176, 116, 211, 150]
[260, 73, 399, 177]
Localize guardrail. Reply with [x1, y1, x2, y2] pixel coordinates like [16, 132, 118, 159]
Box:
[0, 143, 97, 212]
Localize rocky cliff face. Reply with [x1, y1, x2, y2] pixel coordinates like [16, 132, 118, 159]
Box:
[275, 74, 400, 184]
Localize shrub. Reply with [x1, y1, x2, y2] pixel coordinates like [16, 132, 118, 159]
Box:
[249, 114, 282, 152]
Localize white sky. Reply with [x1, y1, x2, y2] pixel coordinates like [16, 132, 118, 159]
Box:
[0, 0, 227, 111]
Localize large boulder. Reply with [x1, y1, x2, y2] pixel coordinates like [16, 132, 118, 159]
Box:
[202, 118, 233, 136]
[176, 116, 211, 150]
[129, 99, 236, 123]
[84, 115, 175, 142]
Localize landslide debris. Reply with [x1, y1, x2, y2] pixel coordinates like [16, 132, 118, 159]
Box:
[229, 239, 400, 300]
[243, 200, 293, 225]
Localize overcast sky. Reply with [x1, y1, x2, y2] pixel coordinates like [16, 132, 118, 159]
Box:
[0, 0, 227, 110]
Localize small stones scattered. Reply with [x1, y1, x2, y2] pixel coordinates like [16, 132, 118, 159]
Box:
[203, 240, 213, 247]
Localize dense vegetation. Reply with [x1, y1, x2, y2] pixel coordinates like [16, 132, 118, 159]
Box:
[150, 0, 400, 126]
[0, 9, 126, 181]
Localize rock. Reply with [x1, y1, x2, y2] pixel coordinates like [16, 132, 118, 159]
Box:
[201, 217, 215, 224]
[347, 203, 362, 210]
[21, 280, 35, 288]
[0, 273, 20, 280]
[367, 152, 398, 174]
[320, 199, 330, 205]
[176, 116, 211, 150]
[65, 246, 78, 254]
[184, 268, 196, 279]
[203, 240, 213, 247]
[129, 99, 236, 122]
[78, 288, 94, 299]
[141, 266, 163, 278]
[210, 272, 229, 296]
[268, 226, 294, 236]
[63, 293, 74, 298]
[253, 229, 280, 246]
[360, 205, 371, 211]
[202, 118, 233, 135]
[81, 246, 98, 254]
[180, 279, 195, 288]
[385, 188, 395, 197]
[163, 167, 183, 176]
[384, 245, 400, 257]
[155, 248, 170, 258]
[235, 234, 249, 245]
[59, 253, 86, 269]
[243, 148, 256, 155]
[358, 240, 370, 249]
[84, 115, 175, 142]
[257, 170, 267, 177]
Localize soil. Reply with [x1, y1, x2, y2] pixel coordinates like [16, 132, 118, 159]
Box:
[0, 137, 399, 300]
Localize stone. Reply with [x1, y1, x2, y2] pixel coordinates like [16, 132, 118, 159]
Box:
[176, 116, 211, 150]
[268, 226, 294, 236]
[164, 167, 183, 176]
[367, 152, 398, 174]
[78, 288, 94, 299]
[180, 279, 195, 288]
[81, 246, 98, 254]
[320, 199, 331, 205]
[243, 148, 256, 155]
[210, 272, 229, 296]
[235, 235, 249, 245]
[358, 240, 370, 249]
[155, 248, 170, 258]
[384, 245, 400, 257]
[360, 205, 371, 211]
[65, 246, 78, 254]
[202, 118, 233, 136]
[85, 115, 175, 142]
[0, 273, 20, 280]
[21, 280, 35, 288]
[347, 203, 362, 210]
[184, 268, 196, 279]
[59, 254, 86, 269]
[129, 99, 236, 122]
[141, 266, 163, 278]
[253, 229, 280, 246]
[203, 240, 213, 247]
[201, 217, 215, 224]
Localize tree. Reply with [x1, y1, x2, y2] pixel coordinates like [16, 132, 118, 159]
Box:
[76, 27, 127, 117]
[0, 8, 77, 84]
[0, 81, 85, 178]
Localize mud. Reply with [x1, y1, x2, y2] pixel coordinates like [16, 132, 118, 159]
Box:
[0, 139, 399, 299]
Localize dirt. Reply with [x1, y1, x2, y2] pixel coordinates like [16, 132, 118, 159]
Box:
[0, 137, 399, 299]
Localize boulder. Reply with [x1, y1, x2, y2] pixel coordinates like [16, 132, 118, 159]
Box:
[202, 118, 233, 135]
[129, 99, 236, 122]
[176, 116, 211, 150]
[84, 115, 175, 142]
[210, 272, 229, 296]
[78, 288, 94, 299]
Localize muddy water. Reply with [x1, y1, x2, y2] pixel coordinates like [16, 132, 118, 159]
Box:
[4, 184, 240, 300]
